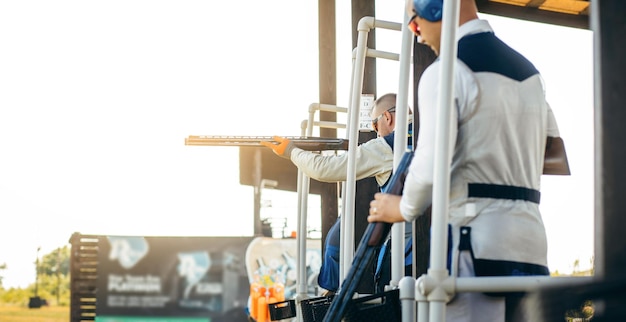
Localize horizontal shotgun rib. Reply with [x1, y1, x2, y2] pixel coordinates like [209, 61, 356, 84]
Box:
[185, 135, 349, 151]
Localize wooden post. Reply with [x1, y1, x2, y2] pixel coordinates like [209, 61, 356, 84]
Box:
[592, 0, 626, 279]
[318, 0, 339, 258]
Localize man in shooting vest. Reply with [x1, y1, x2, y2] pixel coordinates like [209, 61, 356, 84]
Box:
[262, 93, 413, 295]
[367, 1, 569, 321]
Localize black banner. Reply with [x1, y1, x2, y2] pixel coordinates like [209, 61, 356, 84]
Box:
[96, 236, 254, 322]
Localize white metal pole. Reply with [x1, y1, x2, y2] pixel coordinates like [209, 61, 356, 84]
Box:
[300, 105, 347, 299]
[455, 275, 594, 293]
[428, 0, 461, 321]
[296, 125, 310, 299]
[391, 8, 415, 289]
[416, 281, 430, 322]
[399, 276, 416, 321]
[341, 16, 373, 282]
[339, 44, 357, 286]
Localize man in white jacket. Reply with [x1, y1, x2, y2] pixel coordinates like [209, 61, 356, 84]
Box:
[261, 93, 413, 294]
[367, 0, 562, 321]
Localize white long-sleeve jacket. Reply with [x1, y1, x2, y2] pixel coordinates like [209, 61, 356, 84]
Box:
[400, 19, 560, 271]
[288, 136, 395, 187]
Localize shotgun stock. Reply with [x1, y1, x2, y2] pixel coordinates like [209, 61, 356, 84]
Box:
[543, 136, 571, 175]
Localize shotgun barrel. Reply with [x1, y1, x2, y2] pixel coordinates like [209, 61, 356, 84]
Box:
[185, 135, 349, 151]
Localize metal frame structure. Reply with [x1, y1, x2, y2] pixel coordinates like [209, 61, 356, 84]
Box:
[293, 103, 347, 321]
[340, 2, 595, 322]
[295, 1, 626, 320]
[343, 16, 405, 287]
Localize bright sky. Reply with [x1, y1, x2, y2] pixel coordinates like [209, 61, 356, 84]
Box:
[0, 1, 593, 289]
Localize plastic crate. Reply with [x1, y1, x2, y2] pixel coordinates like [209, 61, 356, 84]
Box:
[343, 289, 401, 322]
[268, 299, 297, 321]
[300, 295, 334, 322]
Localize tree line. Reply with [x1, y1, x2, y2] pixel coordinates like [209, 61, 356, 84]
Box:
[0, 246, 71, 306]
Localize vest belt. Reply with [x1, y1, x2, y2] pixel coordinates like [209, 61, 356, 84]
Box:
[468, 183, 540, 204]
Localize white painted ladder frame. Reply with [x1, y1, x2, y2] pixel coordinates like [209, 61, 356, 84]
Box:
[294, 104, 347, 322]
[342, 16, 411, 292]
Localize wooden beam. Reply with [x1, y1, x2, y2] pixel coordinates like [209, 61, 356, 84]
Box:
[476, 0, 590, 29]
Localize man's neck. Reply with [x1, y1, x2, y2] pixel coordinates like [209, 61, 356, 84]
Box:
[458, 0, 479, 26]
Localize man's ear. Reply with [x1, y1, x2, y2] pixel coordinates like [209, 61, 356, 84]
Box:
[386, 111, 394, 125]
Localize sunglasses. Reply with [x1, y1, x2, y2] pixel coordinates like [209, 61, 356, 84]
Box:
[407, 13, 420, 36]
[372, 107, 396, 132]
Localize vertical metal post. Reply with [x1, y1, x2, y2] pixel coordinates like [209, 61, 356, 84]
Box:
[253, 149, 263, 236]
[428, 0, 460, 321]
[341, 18, 371, 282]
[390, 9, 414, 289]
[350, 0, 379, 294]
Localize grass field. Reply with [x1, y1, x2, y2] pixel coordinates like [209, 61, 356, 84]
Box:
[0, 306, 69, 322]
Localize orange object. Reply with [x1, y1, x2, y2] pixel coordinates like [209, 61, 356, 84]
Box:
[260, 136, 293, 156]
[249, 281, 265, 320]
[271, 282, 285, 302]
[257, 296, 267, 322]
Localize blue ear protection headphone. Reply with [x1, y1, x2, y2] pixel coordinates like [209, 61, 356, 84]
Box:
[413, 0, 444, 22]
